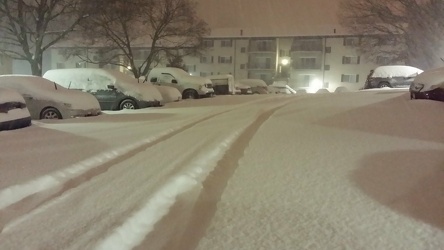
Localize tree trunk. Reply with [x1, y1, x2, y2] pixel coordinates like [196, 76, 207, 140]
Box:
[30, 57, 43, 76]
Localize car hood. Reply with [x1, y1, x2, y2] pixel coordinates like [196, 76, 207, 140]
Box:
[412, 67, 444, 92]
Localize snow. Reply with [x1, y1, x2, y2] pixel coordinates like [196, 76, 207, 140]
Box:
[371, 65, 423, 78]
[0, 87, 26, 104]
[43, 69, 164, 103]
[0, 75, 101, 110]
[154, 85, 182, 103]
[238, 79, 267, 87]
[0, 88, 31, 122]
[412, 66, 444, 91]
[1, 90, 444, 249]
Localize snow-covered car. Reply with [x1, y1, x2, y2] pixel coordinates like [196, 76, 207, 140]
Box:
[0, 88, 31, 131]
[410, 66, 444, 102]
[235, 82, 253, 95]
[44, 68, 163, 110]
[364, 65, 423, 89]
[237, 79, 269, 94]
[0, 75, 101, 119]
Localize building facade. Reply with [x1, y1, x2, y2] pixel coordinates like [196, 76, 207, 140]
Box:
[180, 35, 378, 92]
[9, 35, 382, 93]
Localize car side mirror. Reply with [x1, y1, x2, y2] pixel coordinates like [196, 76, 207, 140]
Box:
[107, 84, 116, 90]
[172, 79, 178, 84]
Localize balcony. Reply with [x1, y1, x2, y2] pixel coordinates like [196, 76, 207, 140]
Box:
[291, 39, 323, 52]
[249, 40, 277, 53]
[248, 62, 275, 70]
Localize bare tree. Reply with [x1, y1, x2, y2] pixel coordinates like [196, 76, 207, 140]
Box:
[338, 0, 444, 69]
[80, 0, 209, 79]
[0, 0, 92, 75]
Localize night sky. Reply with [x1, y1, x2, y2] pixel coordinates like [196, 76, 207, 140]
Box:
[196, 0, 345, 37]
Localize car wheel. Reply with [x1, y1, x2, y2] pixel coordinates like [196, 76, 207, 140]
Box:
[378, 82, 391, 88]
[119, 99, 137, 110]
[182, 90, 198, 99]
[40, 107, 62, 119]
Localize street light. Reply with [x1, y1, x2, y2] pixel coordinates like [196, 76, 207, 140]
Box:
[281, 58, 290, 66]
[278, 57, 291, 76]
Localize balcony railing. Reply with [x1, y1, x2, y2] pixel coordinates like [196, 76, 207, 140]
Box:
[248, 63, 275, 70]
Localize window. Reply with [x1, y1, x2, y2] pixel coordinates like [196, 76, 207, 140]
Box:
[218, 56, 232, 64]
[324, 65, 330, 70]
[203, 40, 214, 47]
[221, 40, 232, 47]
[240, 47, 246, 53]
[341, 74, 360, 83]
[342, 56, 360, 64]
[185, 65, 196, 72]
[292, 39, 323, 51]
[279, 49, 286, 57]
[325, 47, 331, 53]
[300, 57, 317, 69]
[376, 56, 390, 65]
[200, 72, 208, 77]
[257, 40, 273, 51]
[200, 56, 213, 64]
[240, 64, 246, 69]
[343, 37, 360, 46]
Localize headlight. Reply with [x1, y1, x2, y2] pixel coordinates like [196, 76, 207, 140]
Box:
[63, 103, 72, 108]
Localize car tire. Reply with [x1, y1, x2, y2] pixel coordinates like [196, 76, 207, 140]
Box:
[378, 82, 391, 88]
[182, 90, 198, 99]
[119, 99, 137, 110]
[40, 107, 62, 119]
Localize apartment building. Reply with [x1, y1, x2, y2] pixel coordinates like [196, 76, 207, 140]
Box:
[181, 35, 379, 92]
[34, 34, 382, 92]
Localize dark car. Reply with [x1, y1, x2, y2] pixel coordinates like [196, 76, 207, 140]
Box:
[410, 67, 444, 102]
[364, 65, 423, 89]
[0, 88, 31, 131]
[87, 85, 161, 110]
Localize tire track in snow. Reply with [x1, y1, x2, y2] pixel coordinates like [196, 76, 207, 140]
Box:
[0, 108, 238, 232]
[95, 101, 290, 250]
[156, 103, 288, 250]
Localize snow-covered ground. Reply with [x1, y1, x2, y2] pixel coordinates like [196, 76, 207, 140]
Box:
[0, 90, 443, 249]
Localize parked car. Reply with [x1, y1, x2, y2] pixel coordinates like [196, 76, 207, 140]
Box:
[237, 79, 269, 94]
[44, 68, 163, 110]
[0, 75, 101, 120]
[0, 88, 32, 131]
[410, 67, 444, 102]
[148, 67, 215, 99]
[234, 82, 253, 95]
[364, 65, 423, 89]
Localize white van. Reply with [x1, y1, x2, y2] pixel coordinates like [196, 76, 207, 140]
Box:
[148, 67, 214, 99]
[44, 68, 164, 110]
